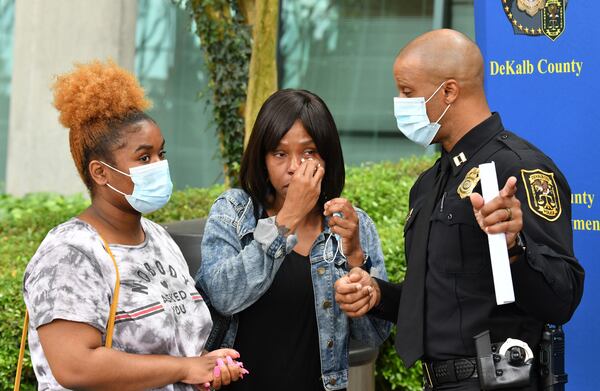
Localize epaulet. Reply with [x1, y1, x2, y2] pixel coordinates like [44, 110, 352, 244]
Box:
[410, 161, 437, 199]
[495, 130, 533, 161]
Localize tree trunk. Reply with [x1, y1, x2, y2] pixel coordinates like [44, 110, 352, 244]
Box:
[243, 0, 279, 146]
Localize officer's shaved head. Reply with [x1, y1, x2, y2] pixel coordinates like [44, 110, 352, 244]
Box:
[393, 29, 492, 151]
[395, 29, 484, 92]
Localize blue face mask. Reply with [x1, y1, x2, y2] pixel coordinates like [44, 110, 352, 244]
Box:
[323, 212, 345, 264]
[101, 160, 173, 214]
[393, 81, 451, 148]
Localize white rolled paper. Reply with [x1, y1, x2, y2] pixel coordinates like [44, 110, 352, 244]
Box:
[479, 161, 515, 305]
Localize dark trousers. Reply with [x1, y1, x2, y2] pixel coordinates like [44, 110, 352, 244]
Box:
[423, 376, 540, 391]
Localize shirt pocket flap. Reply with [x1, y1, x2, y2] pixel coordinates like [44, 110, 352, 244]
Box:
[433, 198, 478, 227]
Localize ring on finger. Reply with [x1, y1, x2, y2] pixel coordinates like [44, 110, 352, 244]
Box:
[505, 207, 512, 221]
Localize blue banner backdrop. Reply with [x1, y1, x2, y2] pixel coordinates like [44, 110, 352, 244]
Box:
[475, 1, 598, 389]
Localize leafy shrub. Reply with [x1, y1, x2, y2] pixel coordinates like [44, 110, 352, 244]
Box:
[344, 157, 436, 391]
[0, 193, 91, 390]
[0, 156, 436, 390]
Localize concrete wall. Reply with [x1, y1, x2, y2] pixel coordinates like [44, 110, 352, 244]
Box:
[6, 0, 137, 196]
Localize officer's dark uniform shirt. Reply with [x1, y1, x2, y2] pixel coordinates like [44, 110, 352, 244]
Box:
[373, 113, 584, 362]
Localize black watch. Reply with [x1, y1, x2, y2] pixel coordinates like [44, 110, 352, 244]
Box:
[508, 232, 526, 258]
[360, 254, 372, 273]
[347, 253, 372, 273]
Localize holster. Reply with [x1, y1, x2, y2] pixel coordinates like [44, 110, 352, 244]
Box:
[474, 330, 533, 390]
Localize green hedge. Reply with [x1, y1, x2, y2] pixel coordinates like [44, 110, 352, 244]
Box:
[0, 156, 436, 390]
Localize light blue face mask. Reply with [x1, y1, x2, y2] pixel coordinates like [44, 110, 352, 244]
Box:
[323, 212, 345, 264]
[100, 160, 173, 214]
[393, 81, 451, 148]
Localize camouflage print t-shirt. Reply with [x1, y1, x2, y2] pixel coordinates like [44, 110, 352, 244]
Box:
[23, 217, 213, 391]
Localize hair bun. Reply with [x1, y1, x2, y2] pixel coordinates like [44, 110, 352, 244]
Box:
[52, 59, 151, 133]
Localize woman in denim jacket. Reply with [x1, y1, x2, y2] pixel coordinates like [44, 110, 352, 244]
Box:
[198, 89, 391, 391]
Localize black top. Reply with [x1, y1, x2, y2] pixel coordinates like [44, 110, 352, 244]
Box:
[223, 251, 326, 391]
[371, 113, 584, 362]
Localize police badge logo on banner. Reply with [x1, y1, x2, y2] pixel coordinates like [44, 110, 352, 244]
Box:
[518, 0, 545, 17]
[502, 0, 567, 41]
[521, 169, 562, 221]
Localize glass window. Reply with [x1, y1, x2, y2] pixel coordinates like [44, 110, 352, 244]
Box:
[0, 0, 14, 192]
[450, 0, 475, 39]
[279, 0, 438, 165]
[1, 0, 475, 192]
[132, 0, 476, 189]
[135, 0, 223, 189]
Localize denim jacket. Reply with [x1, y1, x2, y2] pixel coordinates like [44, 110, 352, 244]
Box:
[198, 189, 391, 390]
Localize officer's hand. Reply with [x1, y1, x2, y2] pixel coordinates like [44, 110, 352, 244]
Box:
[324, 198, 364, 268]
[470, 176, 523, 252]
[334, 268, 379, 317]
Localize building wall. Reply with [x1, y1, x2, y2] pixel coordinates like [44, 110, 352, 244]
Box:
[0, 0, 14, 192]
[5, 0, 138, 196]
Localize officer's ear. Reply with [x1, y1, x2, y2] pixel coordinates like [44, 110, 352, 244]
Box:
[442, 79, 459, 105]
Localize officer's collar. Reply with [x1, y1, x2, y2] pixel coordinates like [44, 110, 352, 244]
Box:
[443, 112, 505, 177]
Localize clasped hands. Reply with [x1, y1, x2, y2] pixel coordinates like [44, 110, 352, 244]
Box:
[334, 176, 524, 318]
[188, 349, 249, 390]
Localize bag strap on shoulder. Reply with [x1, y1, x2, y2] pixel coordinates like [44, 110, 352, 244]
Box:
[101, 236, 121, 349]
[13, 234, 121, 390]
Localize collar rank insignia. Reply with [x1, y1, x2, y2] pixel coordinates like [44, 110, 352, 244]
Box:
[521, 168, 562, 221]
[457, 167, 480, 199]
[453, 152, 467, 167]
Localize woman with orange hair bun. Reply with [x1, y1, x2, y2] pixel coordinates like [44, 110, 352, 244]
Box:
[22, 60, 245, 390]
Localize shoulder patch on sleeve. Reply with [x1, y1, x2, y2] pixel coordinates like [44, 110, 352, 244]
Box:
[521, 168, 562, 222]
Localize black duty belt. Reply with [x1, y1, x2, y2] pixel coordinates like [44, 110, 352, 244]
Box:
[423, 357, 478, 388]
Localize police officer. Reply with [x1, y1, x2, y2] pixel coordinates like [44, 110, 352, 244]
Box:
[334, 29, 584, 390]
